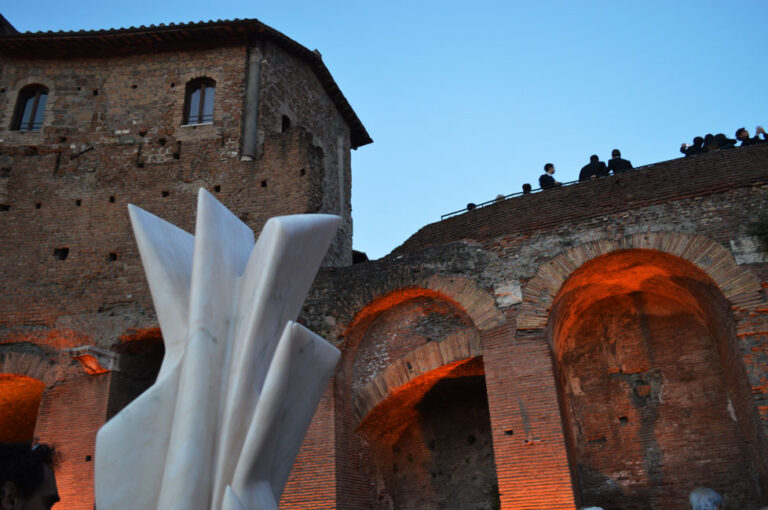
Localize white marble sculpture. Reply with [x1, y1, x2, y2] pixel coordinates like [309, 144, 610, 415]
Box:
[94, 189, 341, 510]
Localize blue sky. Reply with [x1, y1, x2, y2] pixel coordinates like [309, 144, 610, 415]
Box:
[5, 1, 767, 259]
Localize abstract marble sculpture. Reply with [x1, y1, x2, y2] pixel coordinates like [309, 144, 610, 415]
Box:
[94, 189, 341, 510]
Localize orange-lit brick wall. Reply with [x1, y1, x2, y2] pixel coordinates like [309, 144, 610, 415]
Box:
[281, 385, 337, 510]
[481, 321, 576, 510]
[34, 373, 111, 510]
[557, 292, 760, 509]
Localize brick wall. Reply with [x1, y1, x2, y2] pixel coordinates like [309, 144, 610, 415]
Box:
[296, 146, 768, 508]
[34, 373, 111, 510]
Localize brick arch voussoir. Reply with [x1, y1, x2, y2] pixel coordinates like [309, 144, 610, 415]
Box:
[517, 231, 765, 333]
[335, 273, 505, 342]
[352, 327, 483, 427]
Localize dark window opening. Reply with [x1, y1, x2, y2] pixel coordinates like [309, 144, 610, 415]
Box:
[53, 248, 69, 260]
[281, 115, 291, 133]
[75, 199, 82, 206]
[213, 185, 221, 193]
[130, 84, 137, 89]
[260, 180, 267, 188]
[92, 89, 98, 96]
[109, 196, 115, 203]
[11, 85, 48, 132]
[108, 253, 117, 262]
[299, 168, 306, 176]
[183, 78, 215, 125]
[162, 190, 169, 198]
[85, 455, 92, 462]
[0, 204, 9, 212]
[35, 203, 41, 209]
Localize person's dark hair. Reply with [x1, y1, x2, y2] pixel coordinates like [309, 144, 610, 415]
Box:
[544, 163, 553, 171]
[735, 127, 747, 139]
[522, 183, 532, 193]
[0, 443, 58, 499]
[611, 149, 621, 157]
[693, 136, 704, 145]
[589, 154, 598, 163]
[466, 203, 476, 211]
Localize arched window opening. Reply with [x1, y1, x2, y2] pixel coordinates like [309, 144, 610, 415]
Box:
[0, 375, 45, 442]
[183, 78, 215, 125]
[12, 85, 48, 132]
[281, 115, 291, 133]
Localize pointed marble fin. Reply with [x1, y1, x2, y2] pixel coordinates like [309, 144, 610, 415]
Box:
[212, 214, 339, 507]
[230, 321, 340, 503]
[157, 189, 255, 510]
[223, 483, 277, 510]
[94, 361, 182, 510]
[128, 204, 194, 380]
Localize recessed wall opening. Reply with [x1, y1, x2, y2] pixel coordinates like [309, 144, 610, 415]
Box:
[342, 292, 496, 510]
[549, 249, 765, 510]
[53, 248, 69, 260]
[0, 375, 45, 442]
[107, 329, 165, 419]
[282, 115, 291, 133]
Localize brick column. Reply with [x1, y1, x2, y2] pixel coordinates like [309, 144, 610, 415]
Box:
[482, 323, 576, 509]
[280, 384, 336, 509]
[34, 372, 112, 510]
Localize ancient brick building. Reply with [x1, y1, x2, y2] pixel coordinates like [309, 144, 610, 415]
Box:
[292, 145, 768, 509]
[0, 18, 370, 509]
[2, 16, 768, 510]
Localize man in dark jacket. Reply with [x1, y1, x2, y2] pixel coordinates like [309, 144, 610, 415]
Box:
[579, 155, 608, 182]
[736, 126, 767, 146]
[681, 136, 705, 156]
[607, 149, 633, 174]
[539, 163, 562, 189]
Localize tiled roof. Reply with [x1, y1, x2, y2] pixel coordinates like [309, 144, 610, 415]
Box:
[0, 18, 372, 148]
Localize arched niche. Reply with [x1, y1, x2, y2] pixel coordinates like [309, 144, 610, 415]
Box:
[336, 288, 500, 510]
[0, 374, 45, 442]
[548, 249, 766, 509]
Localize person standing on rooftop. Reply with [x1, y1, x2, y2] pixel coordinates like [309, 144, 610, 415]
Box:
[539, 163, 562, 189]
[607, 149, 633, 174]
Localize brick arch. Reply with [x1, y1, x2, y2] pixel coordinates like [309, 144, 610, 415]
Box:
[352, 327, 482, 429]
[0, 350, 84, 387]
[517, 231, 764, 333]
[336, 274, 505, 343]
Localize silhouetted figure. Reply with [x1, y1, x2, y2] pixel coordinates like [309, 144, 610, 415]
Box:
[736, 126, 767, 146]
[522, 183, 532, 194]
[0, 443, 60, 509]
[495, 194, 505, 202]
[607, 149, 633, 174]
[714, 133, 737, 149]
[681, 136, 705, 157]
[466, 202, 476, 211]
[579, 155, 608, 182]
[539, 163, 562, 189]
[703, 134, 718, 153]
[689, 487, 723, 510]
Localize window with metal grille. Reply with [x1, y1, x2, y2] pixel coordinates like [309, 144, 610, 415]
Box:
[183, 78, 215, 125]
[12, 85, 48, 132]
